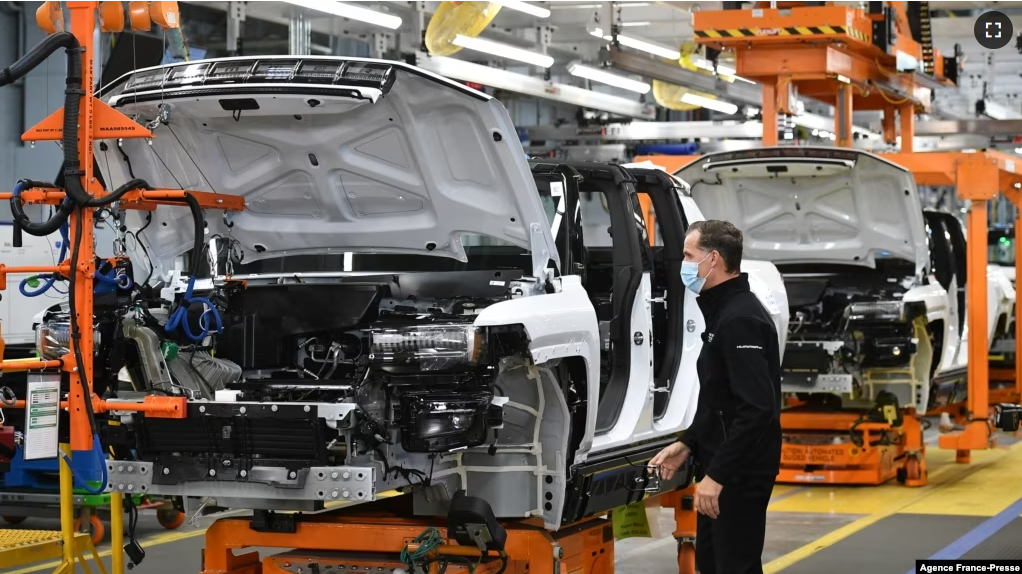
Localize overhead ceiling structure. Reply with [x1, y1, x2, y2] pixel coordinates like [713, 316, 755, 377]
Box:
[176, 1, 1003, 144]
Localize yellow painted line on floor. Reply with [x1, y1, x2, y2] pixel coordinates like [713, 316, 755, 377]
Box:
[764, 441, 1022, 574]
[901, 443, 1022, 516]
[1, 489, 408, 574]
[769, 445, 1016, 515]
[2, 528, 207, 574]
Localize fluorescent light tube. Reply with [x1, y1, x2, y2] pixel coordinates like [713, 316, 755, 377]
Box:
[680, 92, 738, 115]
[494, 0, 550, 18]
[692, 58, 714, 71]
[418, 54, 655, 119]
[617, 34, 681, 60]
[453, 34, 554, 67]
[284, 0, 402, 29]
[568, 62, 650, 94]
[620, 21, 651, 26]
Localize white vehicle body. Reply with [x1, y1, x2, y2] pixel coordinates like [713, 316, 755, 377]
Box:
[80, 56, 786, 530]
[675, 147, 1005, 414]
[0, 226, 68, 346]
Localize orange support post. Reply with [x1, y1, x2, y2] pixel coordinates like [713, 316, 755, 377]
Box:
[64, 1, 100, 453]
[1016, 211, 1022, 402]
[761, 81, 779, 147]
[660, 484, 697, 574]
[899, 102, 915, 153]
[835, 82, 854, 148]
[882, 151, 1022, 462]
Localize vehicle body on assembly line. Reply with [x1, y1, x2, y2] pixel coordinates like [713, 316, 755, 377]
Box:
[675, 147, 1015, 416]
[41, 56, 790, 530]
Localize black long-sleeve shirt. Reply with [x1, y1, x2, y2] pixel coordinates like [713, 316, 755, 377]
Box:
[680, 273, 782, 486]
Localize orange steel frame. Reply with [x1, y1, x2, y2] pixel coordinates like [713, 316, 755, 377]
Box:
[692, 1, 953, 149]
[634, 2, 1008, 485]
[197, 485, 699, 574]
[0, 4, 704, 574]
[0, 2, 243, 453]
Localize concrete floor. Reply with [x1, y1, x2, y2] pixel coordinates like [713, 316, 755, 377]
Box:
[4, 425, 1022, 574]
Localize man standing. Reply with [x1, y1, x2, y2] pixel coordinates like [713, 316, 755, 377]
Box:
[650, 220, 782, 574]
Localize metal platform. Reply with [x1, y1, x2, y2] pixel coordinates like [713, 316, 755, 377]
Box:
[0, 529, 69, 568]
[0, 529, 105, 573]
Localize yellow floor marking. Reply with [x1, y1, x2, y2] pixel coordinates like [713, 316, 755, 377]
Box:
[769, 446, 1008, 515]
[764, 441, 1022, 574]
[0, 490, 409, 574]
[901, 443, 1022, 516]
[769, 484, 797, 497]
[1, 528, 207, 574]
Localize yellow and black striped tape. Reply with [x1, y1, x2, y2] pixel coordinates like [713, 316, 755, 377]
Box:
[695, 25, 869, 43]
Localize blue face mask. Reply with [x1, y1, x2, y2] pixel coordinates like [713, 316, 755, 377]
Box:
[681, 252, 713, 294]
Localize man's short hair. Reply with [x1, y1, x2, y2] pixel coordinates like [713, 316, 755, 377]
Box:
[687, 220, 743, 273]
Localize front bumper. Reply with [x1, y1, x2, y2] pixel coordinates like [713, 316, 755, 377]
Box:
[781, 341, 853, 393]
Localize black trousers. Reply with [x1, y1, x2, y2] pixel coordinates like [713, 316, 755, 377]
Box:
[694, 475, 775, 574]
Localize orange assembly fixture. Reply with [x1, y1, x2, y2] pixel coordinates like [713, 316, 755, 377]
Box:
[638, 2, 1022, 484]
[692, 1, 957, 148]
[0, 1, 243, 453]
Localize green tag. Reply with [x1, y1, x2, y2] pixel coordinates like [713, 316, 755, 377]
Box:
[25, 276, 40, 288]
[161, 341, 179, 361]
[612, 500, 652, 540]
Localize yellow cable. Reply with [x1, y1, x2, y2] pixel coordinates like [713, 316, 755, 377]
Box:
[874, 58, 899, 78]
[878, 89, 911, 105]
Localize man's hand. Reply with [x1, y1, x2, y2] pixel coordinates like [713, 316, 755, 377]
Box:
[649, 441, 691, 481]
[695, 476, 723, 518]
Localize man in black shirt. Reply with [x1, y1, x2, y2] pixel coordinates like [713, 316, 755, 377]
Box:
[650, 219, 782, 574]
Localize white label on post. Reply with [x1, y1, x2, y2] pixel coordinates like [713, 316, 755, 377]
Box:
[24, 374, 61, 460]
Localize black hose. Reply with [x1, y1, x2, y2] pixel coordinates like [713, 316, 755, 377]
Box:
[0, 31, 76, 87]
[160, 193, 204, 277]
[12, 218, 22, 248]
[10, 178, 153, 238]
[67, 204, 99, 436]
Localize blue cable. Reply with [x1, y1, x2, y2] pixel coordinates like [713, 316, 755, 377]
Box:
[164, 275, 223, 342]
[58, 435, 108, 496]
[93, 267, 133, 290]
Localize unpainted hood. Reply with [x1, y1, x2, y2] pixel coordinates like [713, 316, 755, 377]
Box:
[675, 147, 928, 275]
[97, 56, 559, 279]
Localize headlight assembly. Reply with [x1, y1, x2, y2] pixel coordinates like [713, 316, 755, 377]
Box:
[399, 390, 497, 453]
[844, 301, 906, 322]
[368, 323, 483, 371]
[35, 320, 101, 360]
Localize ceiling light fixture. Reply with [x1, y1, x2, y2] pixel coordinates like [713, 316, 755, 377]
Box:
[616, 34, 681, 60]
[620, 21, 651, 26]
[283, 0, 402, 29]
[452, 34, 554, 67]
[417, 54, 655, 119]
[568, 62, 650, 94]
[692, 58, 715, 71]
[680, 92, 738, 115]
[493, 0, 551, 18]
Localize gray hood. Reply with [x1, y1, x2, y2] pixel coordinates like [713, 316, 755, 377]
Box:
[97, 56, 559, 279]
[675, 147, 928, 275]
